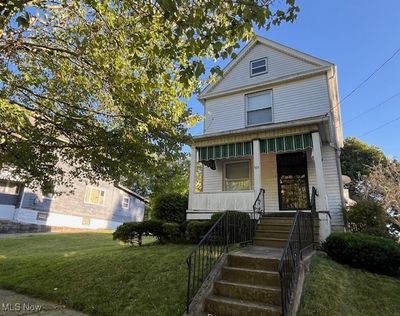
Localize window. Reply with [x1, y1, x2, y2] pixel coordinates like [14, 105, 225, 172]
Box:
[224, 161, 251, 191]
[122, 196, 130, 209]
[246, 90, 272, 126]
[250, 58, 267, 76]
[84, 186, 106, 205]
[0, 180, 20, 195]
[36, 212, 48, 221]
[82, 217, 91, 225]
[277, 152, 310, 210]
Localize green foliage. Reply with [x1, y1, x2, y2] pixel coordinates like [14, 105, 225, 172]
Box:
[341, 137, 387, 183]
[0, 0, 299, 191]
[152, 192, 188, 223]
[113, 220, 164, 246]
[347, 199, 388, 233]
[186, 221, 212, 243]
[323, 232, 400, 276]
[162, 222, 183, 243]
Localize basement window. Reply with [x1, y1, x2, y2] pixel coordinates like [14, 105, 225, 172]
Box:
[250, 58, 268, 76]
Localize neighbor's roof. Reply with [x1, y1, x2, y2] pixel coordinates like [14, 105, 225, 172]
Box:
[116, 184, 149, 204]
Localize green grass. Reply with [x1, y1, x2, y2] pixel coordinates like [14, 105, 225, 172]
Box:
[0, 232, 192, 316]
[298, 255, 400, 316]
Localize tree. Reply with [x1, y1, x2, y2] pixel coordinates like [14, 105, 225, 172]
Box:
[0, 0, 299, 191]
[364, 161, 400, 237]
[129, 157, 189, 198]
[341, 137, 387, 196]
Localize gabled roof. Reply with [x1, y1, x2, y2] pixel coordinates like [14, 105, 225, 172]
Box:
[116, 184, 149, 204]
[200, 35, 333, 99]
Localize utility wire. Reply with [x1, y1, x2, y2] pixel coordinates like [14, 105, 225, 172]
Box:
[359, 114, 400, 137]
[344, 91, 400, 125]
[331, 46, 400, 116]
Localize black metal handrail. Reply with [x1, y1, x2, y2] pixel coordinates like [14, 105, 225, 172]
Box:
[278, 186, 318, 315]
[185, 210, 255, 312]
[253, 188, 266, 220]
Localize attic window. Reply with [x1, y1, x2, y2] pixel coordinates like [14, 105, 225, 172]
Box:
[250, 58, 267, 76]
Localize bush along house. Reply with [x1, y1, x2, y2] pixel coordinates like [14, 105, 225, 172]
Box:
[185, 36, 346, 315]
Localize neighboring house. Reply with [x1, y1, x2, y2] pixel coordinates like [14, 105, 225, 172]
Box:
[187, 36, 345, 240]
[0, 172, 147, 230]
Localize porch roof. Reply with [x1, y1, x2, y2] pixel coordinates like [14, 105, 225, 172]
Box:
[198, 133, 313, 163]
[192, 115, 328, 147]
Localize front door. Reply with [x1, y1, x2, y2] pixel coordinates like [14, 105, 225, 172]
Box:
[277, 152, 310, 210]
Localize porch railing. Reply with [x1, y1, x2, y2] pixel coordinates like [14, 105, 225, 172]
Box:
[278, 187, 318, 315]
[186, 188, 265, 313]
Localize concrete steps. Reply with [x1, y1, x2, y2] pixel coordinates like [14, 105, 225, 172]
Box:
[204, 246, 283, 316]
[205, 295, 282, 316]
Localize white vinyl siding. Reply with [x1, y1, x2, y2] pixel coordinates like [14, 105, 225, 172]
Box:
[204, 75, 330, 134]
[202, 161, 223, 192]
[321, 145, 343, 229]
[246, 91, 272, 126]
[210, 42, 317, 95]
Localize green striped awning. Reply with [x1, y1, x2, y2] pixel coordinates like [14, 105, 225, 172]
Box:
[198, 141, 253, 161]
[260, 133, 312, 153]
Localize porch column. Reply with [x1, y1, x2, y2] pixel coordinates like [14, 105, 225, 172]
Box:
[311, 132, 331, 241]
[253, 139, 262, 196]
[188, 145, 197, 211]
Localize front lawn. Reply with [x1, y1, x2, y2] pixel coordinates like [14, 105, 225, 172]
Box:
[298, 255, 400, 316]
[0, 232, 191, 315]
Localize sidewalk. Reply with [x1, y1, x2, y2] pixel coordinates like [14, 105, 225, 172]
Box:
[0, 289, 85, 316]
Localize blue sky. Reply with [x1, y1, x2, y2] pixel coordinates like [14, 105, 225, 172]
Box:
[188, 0, 400, 158]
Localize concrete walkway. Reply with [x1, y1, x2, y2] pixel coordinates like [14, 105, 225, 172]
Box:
[0, 289, 85, 316]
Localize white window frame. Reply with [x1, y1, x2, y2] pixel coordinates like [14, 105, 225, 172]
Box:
[223, 160, 252, 192]
[84, 186, 106, 206]
[121, 196, 130, 209]
[250, 57, 268, 77]
[246, 90, 273, 127]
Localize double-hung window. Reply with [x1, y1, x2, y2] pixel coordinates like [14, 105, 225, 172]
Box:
[84, 186, 106, 205]
[224, 161, 251, 191]
[122, 196, 130, 209]
[246, 90, 272, 126]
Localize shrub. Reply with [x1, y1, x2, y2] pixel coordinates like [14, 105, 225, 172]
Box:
[113, 220, 164, 246]
[323, 232, 400, 276]
[186, 221, 212, 243]
[152, 192, 188, 223]
[347, 200, 388, 235]
[162, 222, 182, 243]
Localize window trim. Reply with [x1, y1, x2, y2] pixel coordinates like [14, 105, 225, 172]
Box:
[245, 90, 273, 127]
[250, 57, 268, 77]
[121, 196, 130, 209]
[222, 159, 252, 192]
[84, 186, 106, 206]
[0, 180, 21, 195]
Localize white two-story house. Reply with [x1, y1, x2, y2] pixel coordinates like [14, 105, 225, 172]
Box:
[187, 36, 345, 240]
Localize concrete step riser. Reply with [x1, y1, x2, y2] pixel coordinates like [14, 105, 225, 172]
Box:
[255, 231, 289, 239]
[228, 255, 279, 271]
[257, 224, 292, 232]
[260, 219, 294, 225]
[214, 282, 281, 306]
[205, 298, 282, 316]
[221, 268, 280, 287]
[253, 239, 287, 248]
